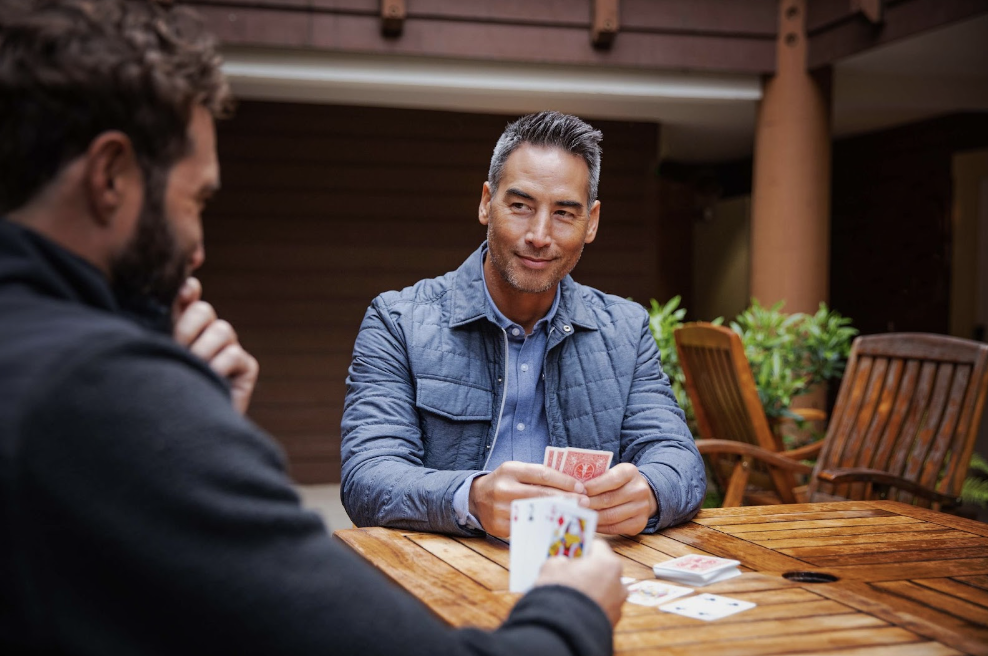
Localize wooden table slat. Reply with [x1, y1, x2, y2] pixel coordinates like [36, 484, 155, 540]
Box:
[751, 529, 976, 550]
[736, 522, 948, 541]
[802, 546, 988, 568]
[790, 643, 963, 656]
[695, 508, 898, 526]
[871, 580, 988, 626]
[724, 516, 924, 533]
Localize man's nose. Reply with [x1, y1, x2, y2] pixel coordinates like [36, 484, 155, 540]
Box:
[526, 211, 552, 249]
[187, 243, 205, 272]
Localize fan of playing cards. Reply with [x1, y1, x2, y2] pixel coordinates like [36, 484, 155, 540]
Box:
[543, 446, 612, 482]
[509, 496, 598, 593]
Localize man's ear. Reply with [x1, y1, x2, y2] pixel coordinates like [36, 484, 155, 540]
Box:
[84, 131, 140, 226]
[478, 181, 493, 226]
[585, 199, 600, 244]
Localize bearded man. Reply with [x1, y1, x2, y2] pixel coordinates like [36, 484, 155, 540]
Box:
[0, 3, 626, 654]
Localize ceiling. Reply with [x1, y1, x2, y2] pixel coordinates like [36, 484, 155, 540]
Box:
[223, 12, 988, 163]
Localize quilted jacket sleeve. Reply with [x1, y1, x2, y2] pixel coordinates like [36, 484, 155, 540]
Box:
[621, 314, 706, 531]
[340, 297, 480, 536]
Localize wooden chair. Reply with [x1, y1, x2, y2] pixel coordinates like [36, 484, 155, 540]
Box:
[674, 322, 825, 506]
[689, 331, 988, 510]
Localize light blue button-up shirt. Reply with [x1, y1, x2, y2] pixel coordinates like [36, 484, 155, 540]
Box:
[452, 248, 560, 530]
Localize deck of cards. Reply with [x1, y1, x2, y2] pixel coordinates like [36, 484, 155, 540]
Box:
[509, 496, 598, 593]
[543, 446, 613, 482]
[652, 554, 742, 586]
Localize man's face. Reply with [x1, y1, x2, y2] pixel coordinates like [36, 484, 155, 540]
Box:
[110, 106, 219, 308]
[479, 143, 599, 296]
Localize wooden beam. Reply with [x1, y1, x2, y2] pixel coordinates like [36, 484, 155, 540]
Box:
[381, 0, 405, 38]
[592, 0, 619, 49]
[851, 0, 884, 24]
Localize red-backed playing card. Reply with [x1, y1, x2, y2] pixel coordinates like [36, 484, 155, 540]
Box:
[559, 447, 612, 482]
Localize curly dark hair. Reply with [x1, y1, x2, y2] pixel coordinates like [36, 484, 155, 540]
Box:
[0, 0, 233, 213]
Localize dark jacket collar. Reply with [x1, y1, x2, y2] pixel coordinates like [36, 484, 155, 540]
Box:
[449, 242, 597, 332]
[0, 220, 171, 334]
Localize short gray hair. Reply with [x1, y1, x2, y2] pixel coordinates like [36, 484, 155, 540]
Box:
[488, 111, 603, 205]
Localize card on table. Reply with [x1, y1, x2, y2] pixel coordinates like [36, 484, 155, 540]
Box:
[542, 446, 613, 482]
[626, 580, 694, 607]
[652, 554, 742, 586]
[659, 593, 755, 621]
[509, 496, 598, 593]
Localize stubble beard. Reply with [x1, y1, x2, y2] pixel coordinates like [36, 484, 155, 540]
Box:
[486, 223, 584, 294]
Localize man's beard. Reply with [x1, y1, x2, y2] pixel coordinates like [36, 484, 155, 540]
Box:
[109, 167, 189, 313]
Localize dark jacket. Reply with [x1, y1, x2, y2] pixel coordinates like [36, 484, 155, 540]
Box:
[342, 244, 705, 535]
[0, 220, 612, 656]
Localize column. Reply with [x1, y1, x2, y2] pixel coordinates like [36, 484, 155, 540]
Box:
[750, 0, 831, 313]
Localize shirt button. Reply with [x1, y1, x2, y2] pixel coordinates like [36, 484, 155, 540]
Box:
[520, 363, 529, 372]
[511, 327, 521, 336]
[517, 423, 525, 431]
[562, 325, 572, 333]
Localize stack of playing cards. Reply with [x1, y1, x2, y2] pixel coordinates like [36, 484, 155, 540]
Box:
[509, 496, 598, 593]
[543, 446, 613, 482]
[652, 554, 742, 586]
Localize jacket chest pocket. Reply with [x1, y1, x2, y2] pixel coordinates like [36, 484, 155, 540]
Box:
[415, 375, 493, 422]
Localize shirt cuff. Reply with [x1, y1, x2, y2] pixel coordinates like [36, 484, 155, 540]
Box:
[453, 472, 489, 531]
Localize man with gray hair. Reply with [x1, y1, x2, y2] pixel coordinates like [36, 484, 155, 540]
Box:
[342, 111, 706, 538]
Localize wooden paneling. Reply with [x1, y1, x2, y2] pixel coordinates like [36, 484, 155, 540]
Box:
[830, 113, 988, 338]
[180, 0, 777, 74]
[200, 100, 668, 483]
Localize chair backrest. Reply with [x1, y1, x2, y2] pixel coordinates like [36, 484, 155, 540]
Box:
[810, 333, 988, 507]
[674, 322, 781, 453]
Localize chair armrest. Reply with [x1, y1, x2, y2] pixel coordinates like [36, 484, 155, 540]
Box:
[782, 440, 823, 461]
[789, 408, 827, 422]
[695, 440, 814, 475]
[816, 467, 961, 506]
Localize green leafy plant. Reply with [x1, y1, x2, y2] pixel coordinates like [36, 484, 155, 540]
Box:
[730, 300, 857, 420]
[962, 453, 988, 508]
[646, 297, 854, 428]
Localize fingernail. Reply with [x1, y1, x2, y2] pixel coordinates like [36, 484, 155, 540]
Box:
[574, 482, 585, 494]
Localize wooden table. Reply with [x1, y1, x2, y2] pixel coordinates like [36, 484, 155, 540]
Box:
[335, 501, 988, 655]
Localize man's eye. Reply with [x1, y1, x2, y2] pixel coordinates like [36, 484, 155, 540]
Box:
[511, 202, 528, 210]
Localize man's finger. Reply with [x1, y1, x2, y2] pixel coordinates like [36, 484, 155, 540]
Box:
[173, 300, 216, 347]
[509, 462, 586, 493]
[187, 319, 237, 362]
[583, 462, 636, 496]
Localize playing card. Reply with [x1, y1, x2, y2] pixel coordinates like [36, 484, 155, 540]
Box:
[558, 447, 612, 482]
[543, 446, 565, 470]
[509, 496, 598, 593]
[659, 593, 755, 621]
[652, 554, 741, 585]
[626, 580, 694, 607]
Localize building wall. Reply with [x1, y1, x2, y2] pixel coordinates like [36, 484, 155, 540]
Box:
[181, 0, 777, 74]
[200, 100, 674, 483]
[830, 113, 988, 336]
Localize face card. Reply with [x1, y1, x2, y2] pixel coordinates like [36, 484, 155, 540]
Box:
[547, 506, 590, 559]
[509, 497, 598, 593]
[626, 580, 694, 607]
[559, 447, 612, 482]
[659, 594, 755, 621]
